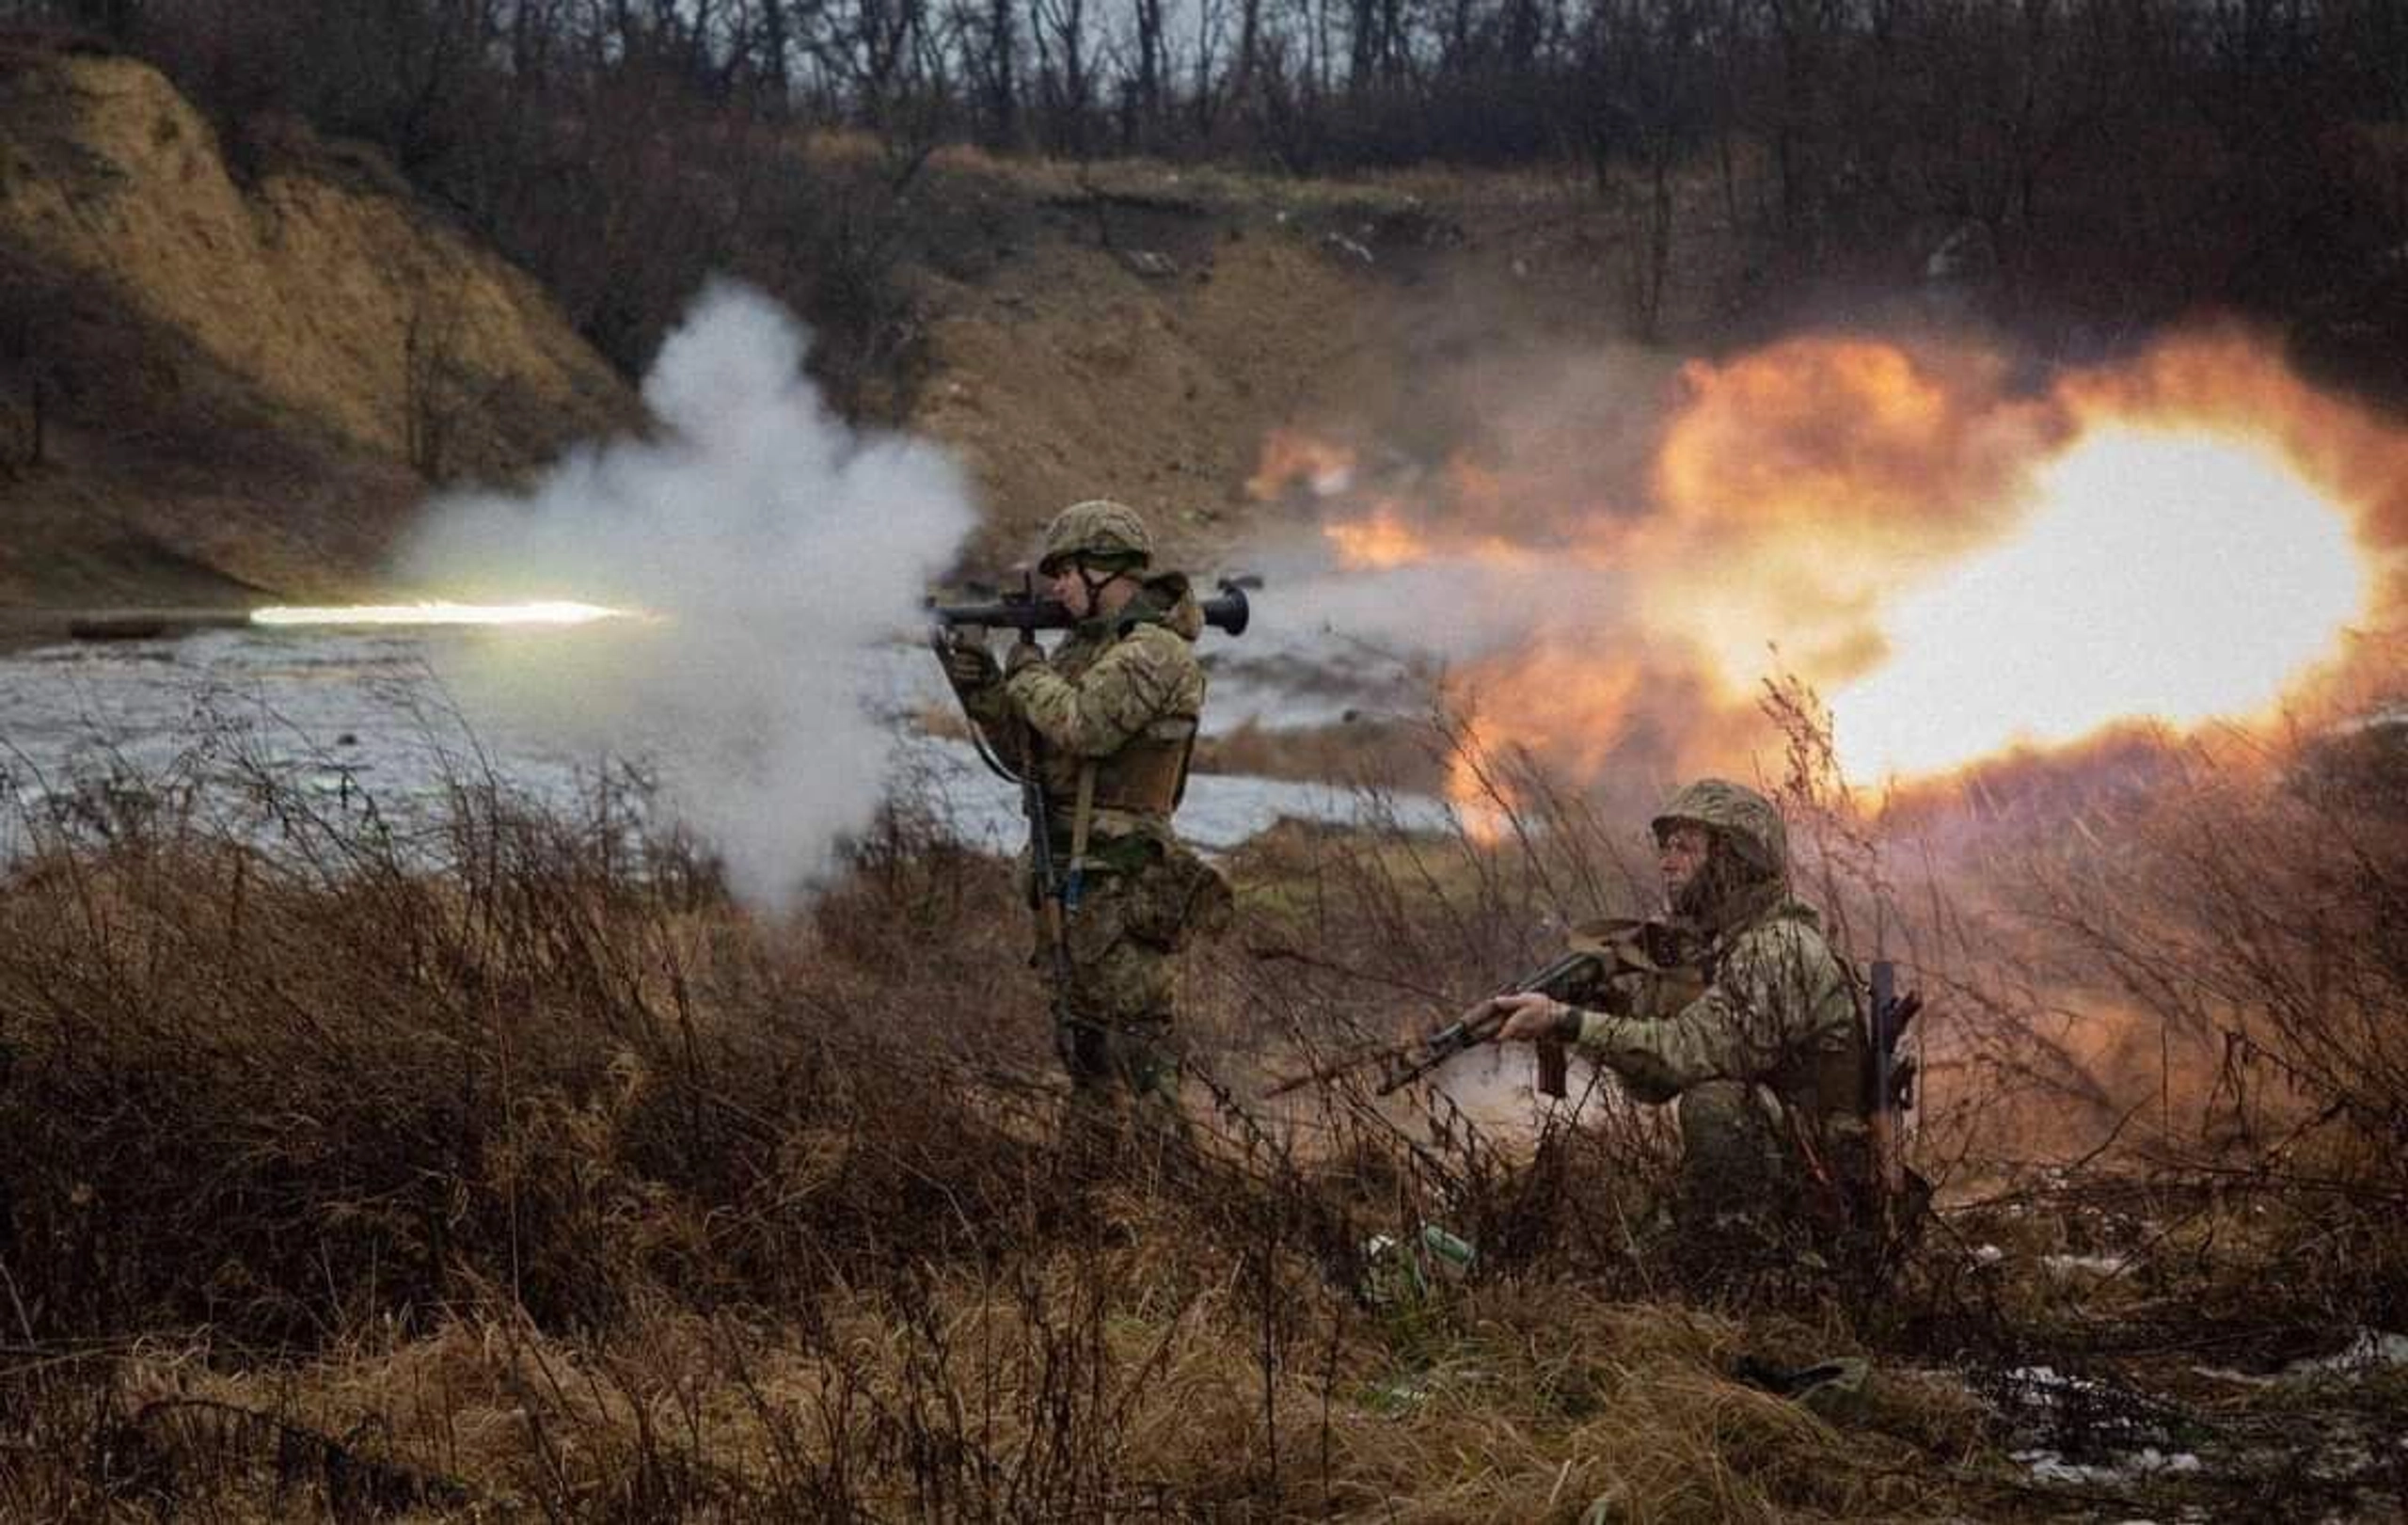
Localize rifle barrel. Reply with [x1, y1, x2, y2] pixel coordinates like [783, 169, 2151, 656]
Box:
[1263, 941, 1607, 1101]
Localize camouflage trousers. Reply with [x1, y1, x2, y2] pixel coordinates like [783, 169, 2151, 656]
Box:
[1029, 855, 1189, 1146]
[1667, 1081, 1888, 1289]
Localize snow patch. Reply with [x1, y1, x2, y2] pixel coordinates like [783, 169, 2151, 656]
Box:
[2283, 1329, 2408, 1379]
[2013, 1446, 2200, 1486]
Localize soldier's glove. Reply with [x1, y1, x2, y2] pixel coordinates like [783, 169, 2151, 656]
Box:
[1005, 638, 1046, 680]
[940, 631, 1000, 690]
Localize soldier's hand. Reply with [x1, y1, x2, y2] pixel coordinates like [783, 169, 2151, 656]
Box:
[939, 631, 999, 689]
[1005, 637, 1046, 679]
[1492, 992, 1573, 1043]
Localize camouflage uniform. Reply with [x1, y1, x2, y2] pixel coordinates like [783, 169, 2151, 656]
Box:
[1566, 780, 1872, 1273]
[947, 502, 1224, 1131]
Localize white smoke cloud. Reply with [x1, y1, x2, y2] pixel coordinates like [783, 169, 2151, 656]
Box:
[399, 280, 978, 906]
[1255, 553, 1624, 661]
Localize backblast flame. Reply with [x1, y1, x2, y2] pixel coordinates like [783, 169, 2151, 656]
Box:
[1828, 424, 2370, 780]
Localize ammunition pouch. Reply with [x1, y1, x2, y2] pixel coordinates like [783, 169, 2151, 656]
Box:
[1123, 837, 1232, 951]
[1570, 918, 1705, 1104]
[1771, 1041, 1873, 1123]
[1571, 917, 1705, 1003]
[1028, 832, 1229, 953]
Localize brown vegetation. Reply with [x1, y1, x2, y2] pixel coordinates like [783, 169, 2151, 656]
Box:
[0, 730, 1974, 1517]
[0, 701, 2402, 1517]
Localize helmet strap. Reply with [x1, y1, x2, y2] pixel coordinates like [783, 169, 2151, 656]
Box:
[1077, 563, 1122, 610]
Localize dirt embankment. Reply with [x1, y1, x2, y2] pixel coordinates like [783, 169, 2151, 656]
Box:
[0, 44, 1655, 607]
[0, 45, 632, 605]
[903, 152, 1669, 578]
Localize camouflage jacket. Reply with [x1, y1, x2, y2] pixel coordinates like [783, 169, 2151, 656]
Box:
[958, 574, 1208, 849]
[1571, 889, 1864, 1125]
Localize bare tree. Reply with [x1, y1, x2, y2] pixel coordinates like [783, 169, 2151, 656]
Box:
[1185, 0, 1228, 137]
[846, 0, 930, 128]
[1230, 0, 1261, 116]
[946, 0, 1019, 143]
[1128, 0, 1165, 142]
[1029, 0, 1093, 151]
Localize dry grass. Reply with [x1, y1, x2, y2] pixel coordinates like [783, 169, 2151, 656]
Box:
[2, 1267, 1990, 1521]
[1, 702, 2404, 1517]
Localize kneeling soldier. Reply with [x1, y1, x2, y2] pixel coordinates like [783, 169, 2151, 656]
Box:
[1479, 779, 1875, 1280]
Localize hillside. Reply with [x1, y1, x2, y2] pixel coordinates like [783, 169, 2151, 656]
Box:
[0, 44, 1681, 606]
[897, 150, 1687, 573]
[0, 44, 633, 605]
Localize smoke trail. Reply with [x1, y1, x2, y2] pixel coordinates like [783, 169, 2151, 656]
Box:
[400, 280, 977, 906]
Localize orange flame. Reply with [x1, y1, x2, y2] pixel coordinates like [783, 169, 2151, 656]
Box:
[1280, 328, 2401, 815]
[1323, 505, 1437, 570]
[1246, 428, 1359, 501]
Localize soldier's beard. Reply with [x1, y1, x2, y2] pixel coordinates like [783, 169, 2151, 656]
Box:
[1671, 849, 1778, 934]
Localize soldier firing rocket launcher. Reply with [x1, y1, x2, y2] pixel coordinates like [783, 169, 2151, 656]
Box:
[928, 500, 1252, 1107]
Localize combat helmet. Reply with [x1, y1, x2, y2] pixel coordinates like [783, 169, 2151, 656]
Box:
[1038, 500, 1154, 576]
[1652, 778, 1787, 879]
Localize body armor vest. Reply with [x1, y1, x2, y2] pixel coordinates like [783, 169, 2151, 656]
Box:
[1598, 912, 1871, 1126]
[1075, 718, 1196, 817]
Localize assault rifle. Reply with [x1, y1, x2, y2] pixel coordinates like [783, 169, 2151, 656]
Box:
[929, 576, 1255, 638]
[1023, 701, 1082, 1047]
[1265, 918, 1705, 1103]
[1266, 942, 1623, 1101]
[1376, 947, 1600, 1098]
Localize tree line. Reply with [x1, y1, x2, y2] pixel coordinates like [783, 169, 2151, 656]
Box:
[8, 1, 2406, 401]
[25, 2, 2408, 168]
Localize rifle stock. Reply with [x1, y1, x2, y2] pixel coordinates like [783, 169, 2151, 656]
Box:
[984, 568, 1077, 1042]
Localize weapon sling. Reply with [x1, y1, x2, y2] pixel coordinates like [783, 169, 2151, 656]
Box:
[1017, 676, 1081, 1045]
[1068, 761, 1097, 913]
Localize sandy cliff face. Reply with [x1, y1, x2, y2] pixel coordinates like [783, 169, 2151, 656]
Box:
[0, 52, 624, 460]
[893, 154, 1652, 578]
[0, 48, 632, 603]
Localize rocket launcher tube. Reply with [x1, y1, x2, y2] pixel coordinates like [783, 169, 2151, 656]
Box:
[929, 579, 1252, 637]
